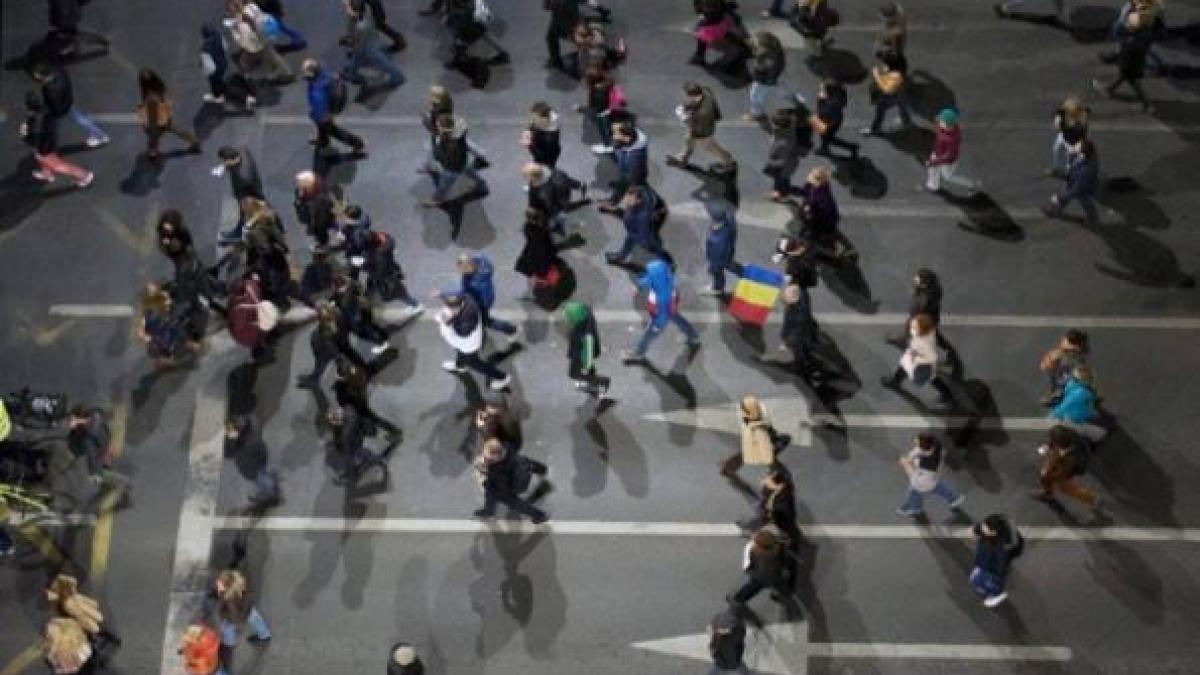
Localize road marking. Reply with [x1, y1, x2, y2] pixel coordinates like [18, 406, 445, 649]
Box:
[210, 517, 1200, 542]
[90, 403, 127, 582]
[671, 200, 1047, 227]
[14, 521, 66, 565]
[7, 512, 97, 527]
[49, 303, 1200, 331]
[159, 391, 227, 675]
[0, 643, 45, 675]
[86, 112, 1186, 134]
[807, 413, 1056, 432]
[643, 396, 812, 445]
[633, 623, 1071, 674]
[645, 406, 1054, 436]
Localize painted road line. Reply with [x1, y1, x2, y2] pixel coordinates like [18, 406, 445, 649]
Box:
[671, 200, 1049, 225]
[14, 521, 66, 565]
[806, 643, 1075, 660]
[646, 406, 1054, 435]
[51, 303, 1200, 330]
[0, 643, 45, 675]
[807, 413, 1055, 432]
[86, 112, 1188, 134]
[643, 396, 812, 445]
[159, 390, 227, 675]
[90, 403, 127, 582]
[210, 517, 1200, 543]
[7, 512, 97, 527]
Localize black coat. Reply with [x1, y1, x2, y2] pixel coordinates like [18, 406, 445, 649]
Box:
[40, 66, 74, 117]
[1117, 27, 1152, 79]
[514, 220, 558, 278]
[49, 0, 81, 30]
[909, 282, 942, 324]
[545, 0, 581, 37]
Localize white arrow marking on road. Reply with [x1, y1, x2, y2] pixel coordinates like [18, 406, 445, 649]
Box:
[633, 622, 1071, 672]
[807, 413, 1055, 432]
[643, 396, 812, 446]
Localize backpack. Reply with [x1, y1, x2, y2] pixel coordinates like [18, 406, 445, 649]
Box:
[328, 75, 349, 115]
[708, 610, 746, 670]
[512, 456, 534, 494]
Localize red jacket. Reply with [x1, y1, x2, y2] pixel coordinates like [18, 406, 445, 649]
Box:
[928, 124, 961, 166]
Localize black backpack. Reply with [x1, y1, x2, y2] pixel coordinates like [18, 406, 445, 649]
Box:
[328, 75, 349, 115]
[708, 610, 746, 670]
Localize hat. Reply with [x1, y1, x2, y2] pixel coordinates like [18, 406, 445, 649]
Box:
[937, 108, 959, 126]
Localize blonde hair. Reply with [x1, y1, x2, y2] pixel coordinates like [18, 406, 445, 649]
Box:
[1060, 96, 1088, 125]
[740, 395, 763, 421]
[140, 283, 171, 316]
[911, 313, 935, 336]
[807, 166, 831, 185]
[428, 85, 450, 107]
[216, 569, 247, 601]
[240, 197, 272, 228]
[45, 618, 90, 670]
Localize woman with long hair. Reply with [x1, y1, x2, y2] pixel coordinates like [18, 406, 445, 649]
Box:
[45, 574, 122, 649]
[137, 68, 200, 161]
[44, 617, 95, 674]
[1048, 95, 1089, 177]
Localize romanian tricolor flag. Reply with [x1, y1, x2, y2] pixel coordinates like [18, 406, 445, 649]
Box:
[728, 265, 784, 325]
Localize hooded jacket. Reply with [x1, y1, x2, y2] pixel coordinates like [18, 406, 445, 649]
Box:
[928, 123, 961, 166]
[307, 68, 334, 122]
[750, 42, 785, 86]
[704, 199, 737, 273]
[528, 112, 561, 167]
[39, 65, 74, 118]
[438, 294, 484, 354]
[613, 128, 649, 186]
[1051, 376, 1097, 424]
[639, 259, 677, 329]
[432, 116, 471, 172]
[623, 188, 663, 249]
[563, 301, 601, 376]
[460, 253, 497, 310]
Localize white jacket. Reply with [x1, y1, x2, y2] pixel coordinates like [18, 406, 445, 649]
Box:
[900, 329, 939, 379]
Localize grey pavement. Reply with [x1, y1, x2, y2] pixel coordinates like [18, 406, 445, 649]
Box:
[3, 0, 1200, 674]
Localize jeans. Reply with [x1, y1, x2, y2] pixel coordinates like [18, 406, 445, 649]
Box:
[219, 607, 271, 645]
[480, 489, 546, 521]
[633, 314, 701, 356]
[69, 106, 109, 143]
[969, 567, 1005, 598]
[869, 94, 912, 133]
[899, 480, 960, 513]
[1051, 189, 1099, 225]
[426, 162, 489, 202]
[346, 43, 405, 87]
[748, 81, 796, 117]
[457, 350, 506, 382]
[612, 234, 668, 262]
[925, 162, 976, 193]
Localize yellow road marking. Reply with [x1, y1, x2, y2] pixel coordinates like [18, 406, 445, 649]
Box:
[14, 521, 64, 566]
[0, 642, 44, 675]
[90, 403, 128, 583]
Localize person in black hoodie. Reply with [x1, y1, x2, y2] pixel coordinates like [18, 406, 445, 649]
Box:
[887, 268, 947, 346]
[30, 61, 109, 147]
[544, 0, 581, 71]
[812, 79, 858, 158]
[298, 302, 367, 388]
[708, 609, 748, 673]
[473, 438, 549, 523]
[20, 89, 94, 187]
[386, 642, 424, 675]
[421, 114, 490, 207]
[727, 525, 791, 605]
[522, 161, 587, 236]
[521, 101, 562, 167]
[1091, 10, 1154, 113]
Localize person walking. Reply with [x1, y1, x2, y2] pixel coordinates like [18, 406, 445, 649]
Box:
[202, 22, 257, 109]
[19, 90, 93, 187]
[563, 301, 610, 398]
[1091, 9, 1154, 112]
[600, 121, 648, 211]
[435, 292, 512, 390]
[886, 268, 949, 348]
[880, 313, 954, 402]
[790, 0, 836, 60]
[921, 108, 979, 196]
[521, 101, 562, 167]
[544, 0, 581, 72]
[45, 574, 122, 650]
[344, 0, 406, 53]
[1038, 329, 1089, 406]
[1042, 139, 1100, 225]
[44, 617, 97, 675]
[66, 406, 132, 497]
[623, 259, 701, 362]
[226, 0, 294, 82]
[332, 274, 392, 355]
[726, 525, 792, 605]
[297, 303, 367, 388]
[1047, 96, 1089, 177]
[255, 0, 307, 51]
[522, 161, 587, 236]
[387, 642, 425, 675]
[812, 79, 858, 158]
[861, 51, 911, 136]
[443, 0, 511, 70]
[702, 198, 744, 296]
[667, 82, 735, 172]
[764, 109, 803, 202]
[302, 58, 366, 156]
[707, 609, 749, 674]
[30, 62, 109, 148]
[1048, 364, 1106, 441]
[137, 69, 201, 161]
[576, 67, 626, 154]
[514, 209, 565, 295]
[472, 438, 549, 523]
[798, 166, 856, 261]
[363, 231, 422, 313]
[421, 113, 489, 207]
[210, 568, 272, 673]
[874, 2, 907, 61]
[895, 432, 965, 517]
[969, 513, 1024, 608]
[215, 147, 265, 243]
[1032, 425, 1100, 510]
[739, 466, 799, 542]
[458, 252, 521, 346]
[327, 402, 392, 484]
[137, 283, 195, 368]
[744, 32, 790, 123]
[720, 395, 791, 478]
[604, 186, 671, 266]
[342, 0, 405, 92]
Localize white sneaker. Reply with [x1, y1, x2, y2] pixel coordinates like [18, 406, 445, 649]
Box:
[76, 172, 95, 188]
[203, 94, 226, 104]
[949, 494, 966, 509]
[441, 361, 467, 374]
[371, 343, 391, 355]
[489, 374, 512, 391]
[983, 592, 1008, 608]
[32, 170, 55, 183]
[245, 96, 258, 110]
[85, 136, 109, 148]
[590, 144, 614, 155]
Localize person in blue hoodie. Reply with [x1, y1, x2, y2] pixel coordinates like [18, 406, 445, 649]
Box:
[302, 58, 365, 154]
[600, 121, 649, 213]
[702, 198, 743, 296]
[457, 253, 520, 345]
[605, 186, 672, 266]
[623, 258, 701, 362]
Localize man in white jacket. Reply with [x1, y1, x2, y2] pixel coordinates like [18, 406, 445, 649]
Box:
[435, 292, 511, 391]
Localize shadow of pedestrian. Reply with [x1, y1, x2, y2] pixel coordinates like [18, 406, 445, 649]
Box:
[906, 69, 958, 123]
[829, 155, 888, 199]
[118, 154, 166, 196]
[804, 47, 867, 84]
[952, 192, 1025, 242]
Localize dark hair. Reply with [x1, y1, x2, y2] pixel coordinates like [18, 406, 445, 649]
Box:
[69, 404, 89, 418]
[1064, 329, 1089, 352]
[530, 100, 551, 117]
[159, 209, 184, 228]
[683, 82, 703, 97]
[1079, 139, 1096, 158]
[914, 268, 938, 288]
[525, 208, 548, 227]
[1048, 425, 1076, 450]
[584, 66, 610, 89]
[138, 69, 167, 99]
[217, 146, 240, 161]
[879, 2, 899, 18]
[31, 61, 53, 80]
[343, 204, 363, 220]
[916, 432, 940, 451]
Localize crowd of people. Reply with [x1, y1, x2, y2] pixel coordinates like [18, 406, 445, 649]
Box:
[1, 0, 1163, 672]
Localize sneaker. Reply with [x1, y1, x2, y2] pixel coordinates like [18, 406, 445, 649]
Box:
[530, 511, 549, 525]
[699, 285, 723, 297]
[590, 144, 614, 154]
[859, 127, 877, 136]
[371, 342, 391, 355]
[489, 374, 512, 391]
[895, 508, 923, 518]
[76, 172, 95, 188]
[949, 494, 966, 509]
[604, 252, 625, 266]
[32, 170, 55, 183]
[202, 94, 226, 104]
[85, 136, 109, 148]
[245, 96, 258, 110]
[621, 349, 645, 364]
[504, 326, 523, 348]
[441, 360, 467, 374]
[983, 592, 1008, 608]
[247, 634, 272, 645]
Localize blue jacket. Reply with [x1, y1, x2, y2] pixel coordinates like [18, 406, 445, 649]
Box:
[1051, 376, 1097, 423]
[307, 69, 333, 123]
[639, 259, 676, 329]
[1063, 154, 1099, 200]
[614, 129, 648, 186]
[623, 188, 661, 248]
[704, 200, 737, 274]
[461, 254, 497, 311]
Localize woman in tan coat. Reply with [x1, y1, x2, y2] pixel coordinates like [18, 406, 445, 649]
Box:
[46, 574, 122, 649]
[719, 395, 792, 478]
[44, 617, 95, 674]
